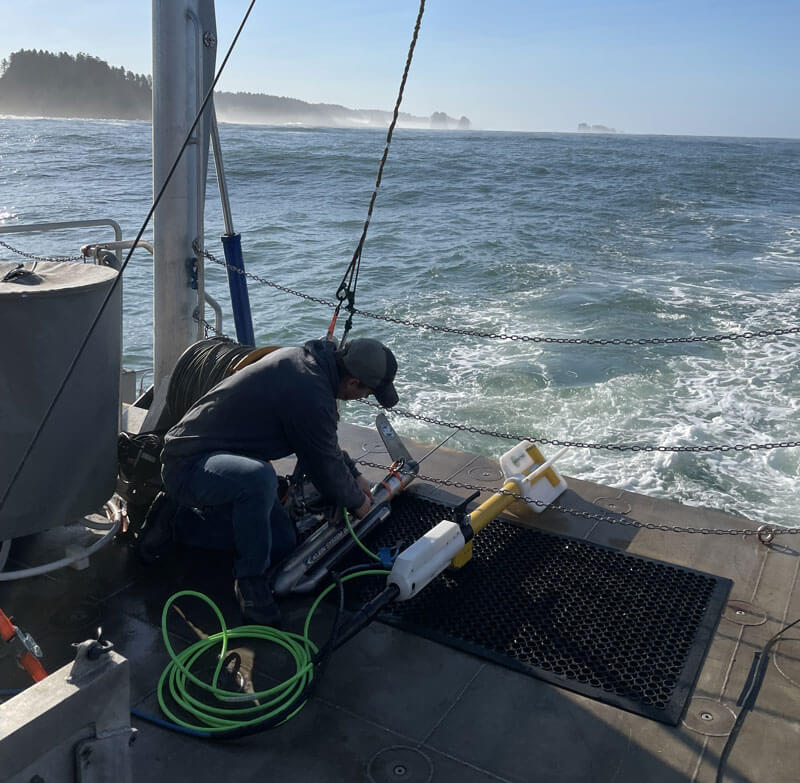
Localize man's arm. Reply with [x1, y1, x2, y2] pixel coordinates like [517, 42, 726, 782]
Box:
[283, 398, 367, 512]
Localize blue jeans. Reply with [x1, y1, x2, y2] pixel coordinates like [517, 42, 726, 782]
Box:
[161, 452, 296, 578]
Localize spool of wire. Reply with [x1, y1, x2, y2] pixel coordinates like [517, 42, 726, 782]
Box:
[166, 337, 253, 425]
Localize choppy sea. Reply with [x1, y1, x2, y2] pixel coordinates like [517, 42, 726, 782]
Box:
[1, 117, 798, 527]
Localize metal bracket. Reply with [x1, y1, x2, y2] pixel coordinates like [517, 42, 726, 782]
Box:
[187, 256, 198, 290]
[454, 490, 480, 543]
[75, 727, 137, 783]
[13, 627, 43, 659]
[68, 633, 115, 684]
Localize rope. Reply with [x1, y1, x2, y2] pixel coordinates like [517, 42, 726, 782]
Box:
[198, 246, 800, 348]
[331, 0, 426, 345]
[0, 0, 259, 517]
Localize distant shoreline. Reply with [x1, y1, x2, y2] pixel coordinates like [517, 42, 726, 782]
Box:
[0, 105, 471, 132]
[0, 49, 471, 131]
[2, 115, 798, 142]
[0, 113, 472, 132]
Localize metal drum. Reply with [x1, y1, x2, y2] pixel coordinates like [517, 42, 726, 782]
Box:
[0, 261, 121, 539]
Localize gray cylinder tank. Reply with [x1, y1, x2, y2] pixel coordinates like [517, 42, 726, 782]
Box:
[0, 261, 121, 539]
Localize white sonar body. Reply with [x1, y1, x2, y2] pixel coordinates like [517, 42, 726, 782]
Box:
[387, 443, 569, 601]
[388, 520, 467, 600]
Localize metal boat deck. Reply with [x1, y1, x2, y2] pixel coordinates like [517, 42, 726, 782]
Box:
[1, 421, 797, 782]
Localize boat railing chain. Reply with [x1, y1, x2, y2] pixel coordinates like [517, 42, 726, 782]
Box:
[0, 238, 84, 263]
[352, 307, 800, 346]
[0, 0, 260, 520]
[354, 459, 800, 538]
[195, 244, 800, 347]
[358, 400, 800, 453]
[196, 244, 798, 453]
[195, 242, 338, 310]
[192, 312, 232, 341]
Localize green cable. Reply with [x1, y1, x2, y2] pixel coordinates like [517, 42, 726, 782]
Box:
[343, 507, 381, 562]
[158, 570, 389, 735]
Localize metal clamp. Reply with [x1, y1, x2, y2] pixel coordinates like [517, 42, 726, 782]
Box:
[453, 490, 481, 543]
[14, 627, 44, 659]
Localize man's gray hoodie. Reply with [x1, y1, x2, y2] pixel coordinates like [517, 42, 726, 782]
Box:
[161, 339, 365, 510]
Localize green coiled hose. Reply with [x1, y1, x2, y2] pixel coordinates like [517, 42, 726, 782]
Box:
[157, 569, 389, 735]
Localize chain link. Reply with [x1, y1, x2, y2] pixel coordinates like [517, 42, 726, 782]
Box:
[196, 243, 338, 310]
[196, 242, 799, 454]
[355, 458, 800, 537]
[358, 400, 800, 453]
[0, 239, 84, 263]
[195, 240, 800, 532]
[196, 244, 799, 454]
[191, 312, 233, 341]
[353, 308, 800, 346]
[195, 244, 800, 347]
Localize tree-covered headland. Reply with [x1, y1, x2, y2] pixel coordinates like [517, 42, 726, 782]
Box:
[0, 50, 151, 120]
[0, 49, 470, 130]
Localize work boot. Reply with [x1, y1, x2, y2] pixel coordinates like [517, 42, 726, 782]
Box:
[235, 575, 282, 627]
[136, 491, 179, 564]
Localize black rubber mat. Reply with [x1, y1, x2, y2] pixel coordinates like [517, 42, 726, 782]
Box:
[351, 493, 732, 725]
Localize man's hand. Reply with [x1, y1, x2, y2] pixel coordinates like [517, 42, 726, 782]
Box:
[354, 490, 373, 520]
[356, 474, 373, 496]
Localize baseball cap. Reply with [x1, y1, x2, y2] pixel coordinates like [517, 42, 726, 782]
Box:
[340, 338, 399, 408]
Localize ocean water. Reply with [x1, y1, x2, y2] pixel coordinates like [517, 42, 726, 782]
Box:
[1, 117, 798, 528]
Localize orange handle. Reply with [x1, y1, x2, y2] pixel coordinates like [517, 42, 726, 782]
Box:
[19, 652, 47, 683]
[0, 610, 15, 643]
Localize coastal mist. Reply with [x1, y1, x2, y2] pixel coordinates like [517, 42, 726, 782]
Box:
[1, 118, 798, 528]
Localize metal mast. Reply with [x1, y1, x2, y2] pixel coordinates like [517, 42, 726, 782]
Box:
[151, 0, 217, 389]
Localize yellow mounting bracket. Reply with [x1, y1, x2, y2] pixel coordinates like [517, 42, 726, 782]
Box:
[449, 443, 568, 569]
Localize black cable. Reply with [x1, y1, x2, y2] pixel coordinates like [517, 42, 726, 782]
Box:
[165, 337, 252, 425]
[715, 615, 800, 783]
[334, 0, 426, 343]
[311, 571, 346, 667]
[332, 583, 401, 651]
[218, 571, 348, 741]
[0, 0, 259, 516]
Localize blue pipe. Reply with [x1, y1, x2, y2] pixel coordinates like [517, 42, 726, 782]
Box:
[221, 233, 255, 347]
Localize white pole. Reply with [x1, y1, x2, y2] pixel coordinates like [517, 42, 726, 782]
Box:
[152, 0, 205, 389]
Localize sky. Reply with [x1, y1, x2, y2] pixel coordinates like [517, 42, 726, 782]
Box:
[1, 0, 798, 137]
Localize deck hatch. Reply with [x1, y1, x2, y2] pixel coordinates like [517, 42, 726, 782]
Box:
[353, 493, 731, 725]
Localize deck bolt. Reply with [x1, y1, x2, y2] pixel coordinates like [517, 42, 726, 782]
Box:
[700, 711, 714, 721]
[393, 764, 408, 776]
